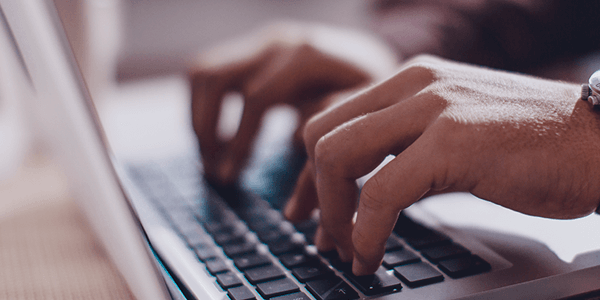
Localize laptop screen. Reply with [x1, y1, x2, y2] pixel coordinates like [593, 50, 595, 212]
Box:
[0, 1, 172, 299]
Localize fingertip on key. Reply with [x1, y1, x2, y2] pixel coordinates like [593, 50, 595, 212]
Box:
[352, 255, 379, 276]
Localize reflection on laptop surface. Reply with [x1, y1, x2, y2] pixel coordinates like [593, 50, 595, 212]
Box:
[2, 0, 600, 299]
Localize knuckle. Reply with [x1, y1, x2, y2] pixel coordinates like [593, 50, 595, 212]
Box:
[352, 227, 384, 263]
[405, 54, 441, 65]
[303, 115, 327, 158]
[398, 54, 444, 80]
[360, 178, 389, 212]
[404, 55, 437, 67]
[313, 135, 340, 175]
[403, 63, 437, 80]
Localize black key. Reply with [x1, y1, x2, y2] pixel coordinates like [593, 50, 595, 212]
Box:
[279, 252, 316, 269]
[438, 255, 491, 278]
[318, 250, 338, 259]
[421, 243, 470, 263]
[305, 277, 359, 300]
[255, 209, 283, 222]
[382, 248, 421, 268]
[228, 285, 255, 300]
[216, 271, 243, 289]
[271, 292, 311, 300]
[214, 211, 240, 226]
[203, 215, 241, 232]
[223, 242, 256, 257]
[345, 266, 402, 296]
[251, 223, 280, 234]
[393, 213, 431, 238]
[244, 265, 286, 284]
[269, 240, 305, 256]
[265, 234, 293, 247]
[385, 235, 404, 252]
[213, 231, 247, 246]
[393, 262, 444, 288]
[203, 222, 235, 235]
[406, 232, 451, 249]
[294, 218, 318, 233]
[292, 263, 333, 283]
[294, 219, 318, 244]
[257, 229, 287, 243]
[246, 217, 279, 231]
[328, 255, 352, 274]
[234, 253, 271, 270]
[194, 247, 218, 261]
[205, 259, 229, 275]
[246, 210, 283, 229]
[256, 278, 299, 298]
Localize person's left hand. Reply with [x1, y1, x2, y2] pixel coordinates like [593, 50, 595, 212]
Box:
[189, 22, 397, 185]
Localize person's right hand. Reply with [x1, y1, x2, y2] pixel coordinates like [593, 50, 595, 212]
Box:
[285, 54, 600, 276]
[189, 22, 397, 184]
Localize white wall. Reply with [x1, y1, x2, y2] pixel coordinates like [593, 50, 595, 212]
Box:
[117, 0, 368, 79]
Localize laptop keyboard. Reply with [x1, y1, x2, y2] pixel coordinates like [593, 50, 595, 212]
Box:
[128, 158, 491, 300]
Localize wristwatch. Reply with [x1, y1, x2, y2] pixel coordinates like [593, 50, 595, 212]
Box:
[581, 71, 600, 214]
[581, 70, 600, 106]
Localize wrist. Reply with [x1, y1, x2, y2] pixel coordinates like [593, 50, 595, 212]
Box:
[580, 70, 600, 214]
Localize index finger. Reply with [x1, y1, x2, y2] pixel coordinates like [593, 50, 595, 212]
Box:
[352, 130, 444, 275]
[190, 48, 275, 180]
[313, 91, 445, 264]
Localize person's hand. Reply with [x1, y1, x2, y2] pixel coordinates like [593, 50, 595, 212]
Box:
[189, 21, 397, 184]
[284, 55, 600, 275]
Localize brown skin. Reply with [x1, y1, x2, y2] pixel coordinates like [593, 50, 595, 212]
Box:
[292, 55, 600, 275]
[190, 27, 600, 276]
[190, 40, 371, 185]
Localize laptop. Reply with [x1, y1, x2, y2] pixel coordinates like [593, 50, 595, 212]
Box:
[2, 0, 600, 299]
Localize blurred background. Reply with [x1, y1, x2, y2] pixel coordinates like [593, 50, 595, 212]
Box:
[0, 1, 359, 298]
[117, 0, 367, 80]
[0, 1, 370, 298]
[56, 0, 368, 94]
[0, 0, 374, 183]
